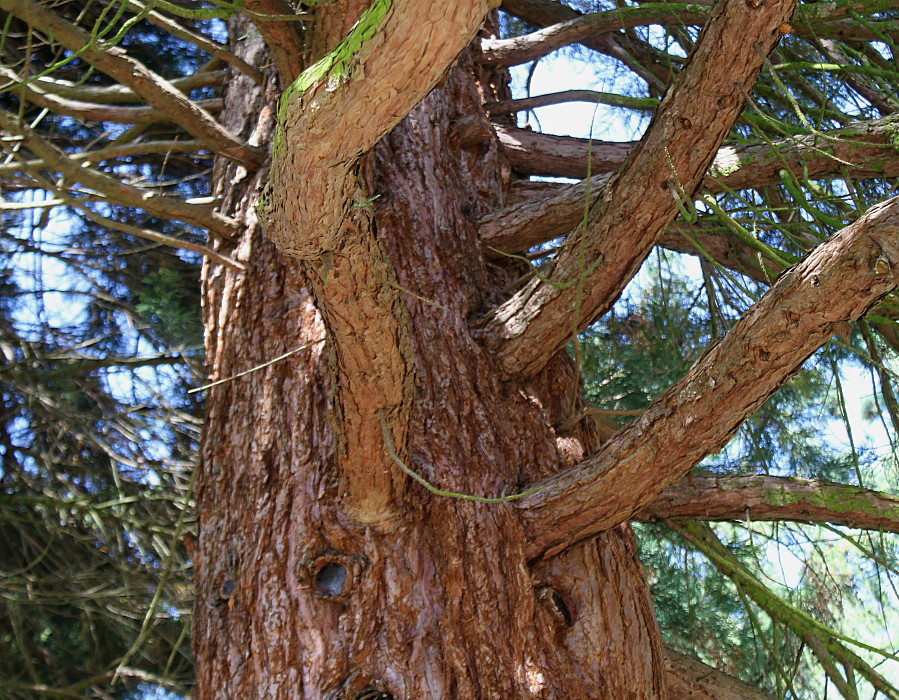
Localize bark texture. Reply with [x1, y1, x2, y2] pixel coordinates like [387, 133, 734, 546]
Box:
[196, 14, 665, 699]
[193, 2, 898, 698]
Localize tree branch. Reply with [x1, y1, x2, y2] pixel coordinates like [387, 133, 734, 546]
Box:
[514, 197, 899, 560]
[492, 0, 899, 68]
[1, 66, 223, 123]
[493, 125, 634, 180]
[478, 0, 798, 379]
[0, 140, 207, 176]
[243, 0, 306, 82]
[480, 115, 899, 255]
[499, 0, 672, 91]
[2, 0, 263, 166]
[486, 90, 657, 118]
[637, 474, 899, 534]
[483, 3, 710, 68]
[664, 646, 774, 700]
[31, 70, 225, 104]
[126, 0, 265, 84]
[0, 110, 238, 239]
[671, 521, 899, 699]
[262, 0, 500, 523]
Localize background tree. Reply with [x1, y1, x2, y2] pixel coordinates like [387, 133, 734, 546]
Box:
[1, 0, 899, 697]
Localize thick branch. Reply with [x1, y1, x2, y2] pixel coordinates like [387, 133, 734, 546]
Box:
[492, 0, 899, 67]
[480, 115, 899, 255]
[3, 0, 262, 166]
[514, 197, 899, 560]
[478, 0, 798, 379]
[263, 0, 499, 523]
[493, 125, 633, 180]
[637, 474, 899, 533]
[664, 646, 774, 700]
[0, 111, 238, 239]
[243, 0, 306, 82]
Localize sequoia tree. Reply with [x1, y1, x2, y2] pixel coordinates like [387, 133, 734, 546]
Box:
[3, 0, 899, 697]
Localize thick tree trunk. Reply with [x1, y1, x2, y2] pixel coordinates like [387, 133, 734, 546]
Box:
[195, 17, 666, 700]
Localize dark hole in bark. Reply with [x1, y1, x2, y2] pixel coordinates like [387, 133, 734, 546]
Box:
[220, 579, 236, 597]
[315, 562, 347, 597]
[550, 589, 574, 627]
[537, 585, 575, 628]
[355, 691, 394, 700]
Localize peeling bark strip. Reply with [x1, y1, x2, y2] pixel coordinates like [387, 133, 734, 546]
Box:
[262, 0, 499, 522]
[638, 474, 899, 533]
[515, 197, 899, 560]
[2, 0, 263, 167]
[478, 0, 798, 379]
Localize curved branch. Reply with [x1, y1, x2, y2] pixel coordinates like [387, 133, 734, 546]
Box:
[500, 0, 672, 91]
[514, 197, 899, 560]
[478, 0, 798, 379]
[637, 474, 899, 534]
[3, 0, 263, 167]
[483, 3, 709, 68]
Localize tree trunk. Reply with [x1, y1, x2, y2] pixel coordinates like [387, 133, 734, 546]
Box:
[195, 16, 666, 699]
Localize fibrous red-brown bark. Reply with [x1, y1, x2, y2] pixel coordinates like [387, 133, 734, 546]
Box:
[193, 1, 899, 697]
[196, 10, 666, 698]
